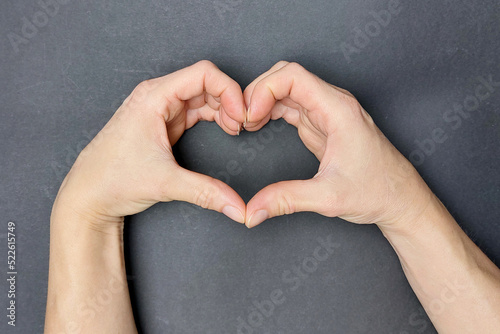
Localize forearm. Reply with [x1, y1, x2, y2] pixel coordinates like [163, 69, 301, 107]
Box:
[380, 194, 500, 333]
[45, 200, 137, 333]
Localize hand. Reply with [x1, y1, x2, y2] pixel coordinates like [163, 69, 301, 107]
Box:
[54, 60, 247, 226]
[243, 61, 433, 230]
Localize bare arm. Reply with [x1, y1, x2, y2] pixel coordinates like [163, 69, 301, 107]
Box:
[243, 61, 500, 333]
[381, 195, 500, 333]
[44, 61, 247, 332]
[46, 206, 136, 333]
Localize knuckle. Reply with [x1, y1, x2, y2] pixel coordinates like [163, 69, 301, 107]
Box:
[340, 93, 364, 117]
[196, 59, 216, 71]
[342, 94, 360, 110]
[193, 183, 216, 209]
[330, 85, 359, 107]
[127, 80, 154, 107]
[276, 190, 295, 216]
[339, 90, 359, 107]
[135, 79, 154, 92]
[285, 61, 305, 73]
[326, 86, 363, 118]
[274, 60, 289, 68]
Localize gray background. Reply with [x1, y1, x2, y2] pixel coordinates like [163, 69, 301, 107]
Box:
[1, 0, 499, 333]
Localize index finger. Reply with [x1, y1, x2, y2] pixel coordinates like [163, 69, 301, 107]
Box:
[127, 60, 246, 129]
[246, 62, 328, 124]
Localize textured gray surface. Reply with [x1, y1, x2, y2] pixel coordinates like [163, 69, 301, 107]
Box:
[1, 0, 499, 333]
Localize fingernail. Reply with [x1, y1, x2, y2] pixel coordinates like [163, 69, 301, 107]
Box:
[222, 206, 245, 224]
[247, 210, 268, 228]
[237, 124, 241, 136]
[244, 107, 249, 128]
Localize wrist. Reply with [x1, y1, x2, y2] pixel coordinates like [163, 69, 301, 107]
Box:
[52, 184, 124, 235]
[374, 158, 438, 235]
[377, 191, 447, 239]
[51, 203, 124, 242]
[47, 193, 132, 333]
[49, 200, 126, 284]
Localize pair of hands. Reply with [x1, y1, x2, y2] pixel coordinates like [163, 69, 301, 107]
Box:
[54, 60, 431, 231]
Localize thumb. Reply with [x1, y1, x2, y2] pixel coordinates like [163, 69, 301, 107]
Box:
[246, 178, 336, 228]
[161, 166, 246, 224]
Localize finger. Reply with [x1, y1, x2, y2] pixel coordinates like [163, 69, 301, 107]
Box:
[245, 178, 336, 228]
[206, 94, 221, 110]
[130, 60, 245, 133]
[220, 105, 242, 135]
[187, 93, 240, 134]
[185, 105, 217, 129]
[184, 93, 240, 134]
[185, 105, 239, 135]
[241, 113, 271, 132]
[271, 98, 303, 126]
[244, 100, 301, 131]
[160, 166, 246, 224]
[243, 60, 290, 108]
[246, 62, 327, 125]
[168, 60, 245, 128]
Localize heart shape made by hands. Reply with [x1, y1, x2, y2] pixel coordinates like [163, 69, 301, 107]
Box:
[162, 61, 417, 229]
[67, 60, 417, 232]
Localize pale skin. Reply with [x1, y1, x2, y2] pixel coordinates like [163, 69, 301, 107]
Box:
[45, 60, 500, 333]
